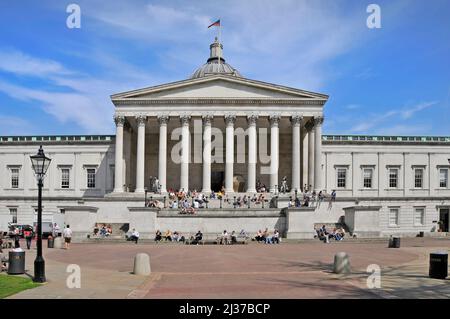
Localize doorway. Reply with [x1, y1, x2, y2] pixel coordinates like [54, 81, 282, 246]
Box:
[439, 208, 449, 232]
[211, 171, 224, 192]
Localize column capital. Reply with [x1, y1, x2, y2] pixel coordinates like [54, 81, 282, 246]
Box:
[180, 114, 191, 125]
[114, 115, 126, 127]
[247, 114, 259, 125]
[313, 116, 324, 127]
[135, 115, 147, 126]
[269, 114, 281, 127]
[305, 119, 315, 132]
[157, 115, 170, 125]
[290, 114, 303, 126]
[224, 114, 236, 126]
[202, 114, 214, 125]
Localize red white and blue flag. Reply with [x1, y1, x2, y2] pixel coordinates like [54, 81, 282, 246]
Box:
[208, 19, 220, 28]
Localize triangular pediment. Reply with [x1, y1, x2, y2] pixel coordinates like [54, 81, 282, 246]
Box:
[111, 75, 328, 101]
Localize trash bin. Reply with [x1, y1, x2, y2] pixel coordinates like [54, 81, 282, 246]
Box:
[7, 251, 25, 275]
[429, 252, 448, 279]
[47, 237, 54, 248]
[388, 236, 400, 248]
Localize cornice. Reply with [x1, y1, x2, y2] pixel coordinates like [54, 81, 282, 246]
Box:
[112, 98, 326, 106]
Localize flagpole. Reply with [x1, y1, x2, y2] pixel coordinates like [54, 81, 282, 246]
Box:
[218, 19, 221, 72]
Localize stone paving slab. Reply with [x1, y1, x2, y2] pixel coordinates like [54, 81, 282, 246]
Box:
[5, 237, 449, 299]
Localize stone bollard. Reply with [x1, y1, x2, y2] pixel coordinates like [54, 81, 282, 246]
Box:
[333, 252, 351, 274]
[133, 253, 151, 276]
[54, 237, 64, 249]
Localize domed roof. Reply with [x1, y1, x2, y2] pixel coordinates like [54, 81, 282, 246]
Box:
[190, 38, 242, 79]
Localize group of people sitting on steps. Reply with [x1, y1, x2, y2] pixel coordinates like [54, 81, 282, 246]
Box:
[155, 229, 186, 243]
[315, 225, 346, 243]
[253, 228, 281, 244]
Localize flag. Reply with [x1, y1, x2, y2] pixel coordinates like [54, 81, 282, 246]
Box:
[208, 19, 220, 28]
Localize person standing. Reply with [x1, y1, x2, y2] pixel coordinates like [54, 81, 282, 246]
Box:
[13, 227, 20, 248]
[53, 223, 61, 237]
[23, 227, 33, 250]
[63, 225, 73, 250]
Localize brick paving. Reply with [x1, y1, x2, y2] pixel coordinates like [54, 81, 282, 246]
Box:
[5, 237, 450, 299]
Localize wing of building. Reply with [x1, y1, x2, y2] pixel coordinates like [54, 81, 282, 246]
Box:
[1, 38, 449, 240]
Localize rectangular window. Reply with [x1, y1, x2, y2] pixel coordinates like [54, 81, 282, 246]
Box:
[87, 168, 96, 188]
[9, 208, 17, 224]
[61, 168, 70, 189]
[389, 168, 398, 188]
[363, 168, 373, 188]
[388, 208, 399, 227]
[414, 208, 425, 226]
[11, 168, 19, 189]
[439, 169, 448, 188]
[337, 169, 346, 188]
[414, 168, 423, 188]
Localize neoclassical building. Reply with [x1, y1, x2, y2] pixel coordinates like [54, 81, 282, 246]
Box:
[1, 39, 449, 239]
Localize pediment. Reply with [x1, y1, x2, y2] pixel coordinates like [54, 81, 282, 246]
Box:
[111, 75, 328, 101]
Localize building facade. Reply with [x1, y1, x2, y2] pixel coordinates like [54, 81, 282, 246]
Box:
[1, 39, 449, 239]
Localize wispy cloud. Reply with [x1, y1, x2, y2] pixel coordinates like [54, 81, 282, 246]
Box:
[0, 48, 71, 77]
[347, 101, 438, 134]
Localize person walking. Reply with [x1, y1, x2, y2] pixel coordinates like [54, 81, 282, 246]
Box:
[63, 225, 73, 250]
[23, 227, 33, 250]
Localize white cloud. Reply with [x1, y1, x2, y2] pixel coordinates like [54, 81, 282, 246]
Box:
[0, 114, 35, 135]
[0, 49, 71, 77]
[347, 101, 438, 134]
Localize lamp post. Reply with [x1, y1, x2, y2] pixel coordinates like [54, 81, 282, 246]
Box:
[30, 145, 52, 283]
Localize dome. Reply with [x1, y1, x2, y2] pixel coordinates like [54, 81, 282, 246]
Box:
[190, 38, 242, 79]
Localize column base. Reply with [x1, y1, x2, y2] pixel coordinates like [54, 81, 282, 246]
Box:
[224, 188, 234, 194]
[135, 189, 145, 194]
[246, 188, 257, 193]
[201, 189, 212, 194]
[112, 188, 124, 193]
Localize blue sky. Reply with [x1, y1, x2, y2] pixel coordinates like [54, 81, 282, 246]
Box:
[0, 0, 449, 136]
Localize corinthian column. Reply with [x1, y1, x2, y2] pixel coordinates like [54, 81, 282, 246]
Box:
[135, 115, 147, 193]
[291, 115, 302, 192]
[269, 114, 281, 193]
[225, 114, 236, 193]
[113, 115, 125, 193]
[202, 115, 213, 193]
[180, 115, 191, 192]
[247, 114, 258, 193]
[314, 116, 324, 191]
[306, 120, 315, 190]
[158, 115, 169, 193]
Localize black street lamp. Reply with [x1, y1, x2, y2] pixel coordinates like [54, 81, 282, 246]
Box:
[30, 145, 52, 283]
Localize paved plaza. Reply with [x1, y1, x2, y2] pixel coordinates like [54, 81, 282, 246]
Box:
[4, 237, 449, 299]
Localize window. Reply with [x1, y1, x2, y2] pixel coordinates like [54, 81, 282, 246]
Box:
[11, 168, 19, 189]
[389, 168, 398, 188]
[363, 168, 373, 188]
[87, 168, 96, 188]
[414, 168, 423, 188]
[414, 208, 425, 226]
[61, 168, 70, 189]
[439, 169, 448, 188]
[337, 168, 346, 188]
[9, 208, 17, 223]
[388, 208, 399, 227]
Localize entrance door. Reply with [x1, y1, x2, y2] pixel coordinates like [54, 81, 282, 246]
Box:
[211, 171, 224, 192]
[439, 209, 449, 232]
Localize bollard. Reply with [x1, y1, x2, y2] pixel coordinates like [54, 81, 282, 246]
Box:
[54, 237, 64, 249]
[333, 252, 351, 274]
[133, 253, 151, 275]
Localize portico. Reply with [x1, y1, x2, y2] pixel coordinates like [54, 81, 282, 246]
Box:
[110, 39, 328, 195]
